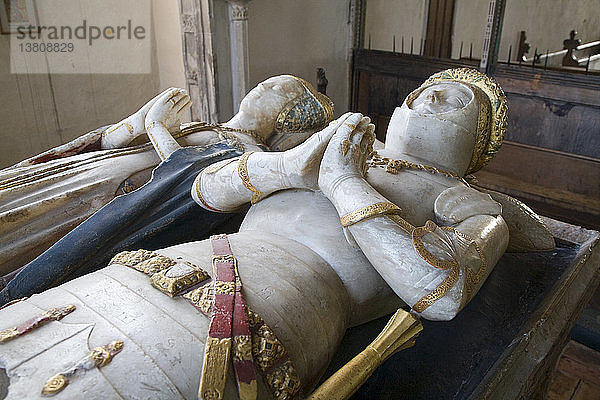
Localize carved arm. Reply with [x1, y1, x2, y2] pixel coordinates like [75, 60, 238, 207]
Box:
[191, 113, 356, 212]
[319, 113, 509, 321]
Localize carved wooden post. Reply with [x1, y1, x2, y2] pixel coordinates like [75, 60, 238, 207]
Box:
[480, 0, 505, 75]
[517, 31, 530, 63]
[316, 67, 328, 95]
[178, 0, 219, 123]
[562, 30, 581, 67]
[226, 0, 251, 114]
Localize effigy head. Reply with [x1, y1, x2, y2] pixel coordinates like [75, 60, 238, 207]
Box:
[411, 68, 507, 174]
[270, 76, 334, 150]
[239, 75, 334, 150]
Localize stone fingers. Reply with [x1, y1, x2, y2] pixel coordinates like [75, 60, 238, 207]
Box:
[360, 123, 376, 174]
[335, 113, 364, 157]
[352, 118, 372, 168]
[342, 116, 370, 165]
[348, 116, 371, 144]
[306, 112, 355, 149]
[173, 95, 191, 114]
[164, 89, 187, 108]
[139, 87, 178, 115]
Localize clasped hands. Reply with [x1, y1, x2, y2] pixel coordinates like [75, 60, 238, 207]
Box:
[282, 112, 375, 198]
[101, 88, 190, 150]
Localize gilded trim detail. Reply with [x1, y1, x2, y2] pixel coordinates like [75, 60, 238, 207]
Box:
[119, 247, 301, 400]
[340, 202, 402, 227]
[214, 280, 235, 295]
[411, 221, 460, 313]
[237, 152, 263, 204]
[108, 250, 157, 269]
[150, 262, 210, 297]
[41, 341, 123, 396]
[451, 228, 487, 302]
[199, 337, 232, 400]
[233, 335, 253, 362]
[368, 151, 465, 184]
[135, 255, 177, 275]
[275, 76, 334, 134]
[183, 282, 214, 314]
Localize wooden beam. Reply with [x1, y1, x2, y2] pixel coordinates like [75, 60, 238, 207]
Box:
[178, 0, 219, 123]
[424, 0, 455, 58]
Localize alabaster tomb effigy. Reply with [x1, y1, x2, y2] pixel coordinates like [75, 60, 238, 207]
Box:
[0, 69, 598, 400]
[0, 75, 334, 299]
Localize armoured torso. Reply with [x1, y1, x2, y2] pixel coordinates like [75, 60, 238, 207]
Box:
[0, 231, 349, 399]
[240, 154, 468, 326]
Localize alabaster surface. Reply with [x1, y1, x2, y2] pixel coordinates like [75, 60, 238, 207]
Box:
[0, 232, 348, 399]
[0, 76, 318, 277]
[241, 189, 404, 326]
[0, 69, 555, 399]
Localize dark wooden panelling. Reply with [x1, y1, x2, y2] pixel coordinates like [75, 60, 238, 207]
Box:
[367, 74, 398, 119]
[495, 65, 600, 159]
[482, 141, 599, 199]
[424, 0, 455, 58]
[475, 141, 600, 230]
[504, 95, 600, 158]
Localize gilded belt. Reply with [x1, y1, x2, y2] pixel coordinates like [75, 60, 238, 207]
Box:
[200, 234, 257, 400]
[109, 239, 301, 400]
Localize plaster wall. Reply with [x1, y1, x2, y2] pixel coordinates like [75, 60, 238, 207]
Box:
[153, 0, 186, 90]
[245, 0, 351, 119]
[0, 0, 185, 168]
[451, 0, 600, 61]
[364, 0, 428, 54]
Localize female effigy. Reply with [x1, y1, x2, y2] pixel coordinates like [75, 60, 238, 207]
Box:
[0, 76, 333, 300]
[0, 69, 554, 399]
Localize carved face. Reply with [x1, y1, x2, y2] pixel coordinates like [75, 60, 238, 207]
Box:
[409, 82, 474, 114]
[385, 82, 481, 175]
[237, 75, 333, 151]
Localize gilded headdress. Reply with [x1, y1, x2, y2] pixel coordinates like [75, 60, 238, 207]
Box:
[418, 68, 508, 174]
[275, 76, 334, 133]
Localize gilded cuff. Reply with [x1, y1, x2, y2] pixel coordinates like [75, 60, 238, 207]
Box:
[340, 202, 402, 227]
[237, 152, 263, 204]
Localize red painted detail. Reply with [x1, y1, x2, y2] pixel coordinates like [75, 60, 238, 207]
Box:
[234, 360, 256, 384]
[209, 293, 234, 339]
[215, 264, 235, 281]
[27, 137, 102, 165]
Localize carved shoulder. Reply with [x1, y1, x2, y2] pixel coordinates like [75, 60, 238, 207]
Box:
[434, 185, 502, 225]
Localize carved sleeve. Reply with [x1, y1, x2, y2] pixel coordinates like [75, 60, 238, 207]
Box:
[325, 176, 509, 321]
[191, 151, 293, 213]
[434, 185, 502, 225]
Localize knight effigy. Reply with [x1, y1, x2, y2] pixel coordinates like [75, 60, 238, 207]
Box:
[0, 68, 555, 399]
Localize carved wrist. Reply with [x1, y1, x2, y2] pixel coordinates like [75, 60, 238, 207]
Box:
[237, 152, 264, 204]
[326, 175, 389, 217]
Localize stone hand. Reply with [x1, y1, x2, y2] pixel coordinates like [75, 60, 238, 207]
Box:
[101, 88, 186, 149]
[145, 88, 191, 131]
[144, 89, 191, 160]
[318, 113, 375, 198]
[281, 112, 354, 189]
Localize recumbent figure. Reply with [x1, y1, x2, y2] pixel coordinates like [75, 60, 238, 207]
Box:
[0, 69, 554, 399]
[0, 75, 333, 299]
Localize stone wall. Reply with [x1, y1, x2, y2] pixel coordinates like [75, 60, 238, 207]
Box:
[0, 0, 185, 168]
